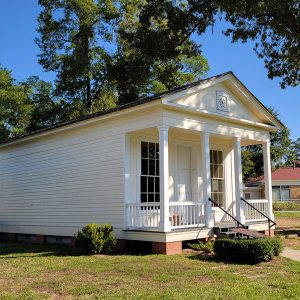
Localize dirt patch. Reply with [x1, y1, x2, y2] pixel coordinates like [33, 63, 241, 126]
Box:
[276, 216, 300, 230]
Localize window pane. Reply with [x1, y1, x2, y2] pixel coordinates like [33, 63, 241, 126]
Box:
[141, 193, 147, 203]
[218, 151, 223, 164]
[149, 143, 155, 159]
[155, 143, 159, 159]
[148, 193, 154, 202]
[218, 193, 224, 206]
[156, 160, 159, 176]
[218, 165, 223, 178]
[141, 159, 148, 175]
[281, 189, 290, 201]
[218, 180, 223, 192]
[155, 177, 160, 193]
[155, 194, 160, 202]
[141, 176, 147, 193]
[213, 165, 218, 178]
[148, 177, 154, 193]
[141, 142, 148, 158]
[211, 179, 219, 192]
[213, 151, 218, 163]
[149, 159, 155, 175]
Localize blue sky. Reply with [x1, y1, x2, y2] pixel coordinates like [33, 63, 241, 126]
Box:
[0, 1, 299, 140]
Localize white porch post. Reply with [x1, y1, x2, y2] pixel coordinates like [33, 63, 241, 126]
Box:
[124, 133, 131, 228]
[263, 141, 274, 219]
[233, 137, 245, 224]
[158, 125, 171, 232]
[201, 132, 214, 228]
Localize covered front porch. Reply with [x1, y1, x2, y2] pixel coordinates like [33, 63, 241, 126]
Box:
[123, 125, 274, 233]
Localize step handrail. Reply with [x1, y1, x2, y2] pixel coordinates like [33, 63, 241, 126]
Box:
[208, 198, 246, 229]
[240, 197, 276, 236]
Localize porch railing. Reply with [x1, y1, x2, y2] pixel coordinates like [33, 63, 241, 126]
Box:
[125, 202, 205, 230]
[126, 203, 160, 229]
[243, 199, 269, 222]
[169, 202, 205, 229]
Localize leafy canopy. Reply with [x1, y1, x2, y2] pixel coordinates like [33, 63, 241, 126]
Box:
[36, 0, 209, 109]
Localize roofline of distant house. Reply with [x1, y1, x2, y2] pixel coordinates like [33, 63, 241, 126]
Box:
[0, 71, 283, 146]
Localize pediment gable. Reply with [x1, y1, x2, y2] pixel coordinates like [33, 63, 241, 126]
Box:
[162, 72, 282, 129]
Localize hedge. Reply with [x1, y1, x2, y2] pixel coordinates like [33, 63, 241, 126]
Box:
[213, 237, 283, 264]
[273, 201, 300, 211]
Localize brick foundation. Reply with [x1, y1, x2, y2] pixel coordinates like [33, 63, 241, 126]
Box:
[152, 241, 182, 255]
[259, 229, 275, 237]
[35, 235, 45, 244]
[115, 239, 127, 252]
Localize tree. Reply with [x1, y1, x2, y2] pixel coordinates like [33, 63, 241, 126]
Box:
[109, 0, 210, 103]
[292, 138, 300, 160]
[127, 0, 299, 88]
[22, 76, 62, 132]
[242, 108, 294, 181]
[0, 67, 33, 141]
[36, 0, 119, 112]
[36, 0, 209, 108]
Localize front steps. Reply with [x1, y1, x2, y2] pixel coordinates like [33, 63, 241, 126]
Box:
[214, 226, 267, 239]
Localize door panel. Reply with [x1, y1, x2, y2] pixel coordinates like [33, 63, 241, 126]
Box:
[176, 145, 192, 202]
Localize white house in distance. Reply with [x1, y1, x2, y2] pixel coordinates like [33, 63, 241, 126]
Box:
[0, 72, 282, 254]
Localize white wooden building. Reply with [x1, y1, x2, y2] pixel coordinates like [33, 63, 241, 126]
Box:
[0, 72, 281, 254]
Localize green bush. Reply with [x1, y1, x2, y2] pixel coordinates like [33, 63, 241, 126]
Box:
[75, 223, 116, 254]
[266, 237, 283, 256]
[214, 237, 283, 264]
[188, 240, 214, 253]
[273, 201, 300, 211]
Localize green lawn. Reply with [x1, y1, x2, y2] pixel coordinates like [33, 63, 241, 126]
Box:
[275, 211, 300, 218]
[1, 243, 300, 299]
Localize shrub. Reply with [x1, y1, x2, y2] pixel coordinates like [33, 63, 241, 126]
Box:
[266, 237, 283, 256]
[75, 223, 116, 254]
[214, 237, 282, 264]
[188, 240, 214, 253]
[273, 201, 300, 211]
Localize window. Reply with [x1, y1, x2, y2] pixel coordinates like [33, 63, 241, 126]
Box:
[140, 141, 160, 203]
[272, 185, 290, 201]
[210, 150, 224, 207]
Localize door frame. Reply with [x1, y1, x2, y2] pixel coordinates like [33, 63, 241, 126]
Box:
[174, 139, 198, 203]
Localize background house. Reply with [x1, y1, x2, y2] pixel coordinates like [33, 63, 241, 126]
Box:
[244, 167, 300, 201]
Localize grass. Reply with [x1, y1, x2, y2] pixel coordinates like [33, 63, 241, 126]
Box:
[275, 210, 300, 250]
[1, 243, 300, 299]
[275, 211, 300, 218]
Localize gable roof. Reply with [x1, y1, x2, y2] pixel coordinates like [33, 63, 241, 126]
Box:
[246, 167, 300, 185]
[0, 71, 283, 146]
[272, 167, 300, 181]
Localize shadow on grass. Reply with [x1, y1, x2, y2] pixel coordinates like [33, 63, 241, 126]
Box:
[186, 253, 271, 266]
[0, 241, 86, 258]
[276, 229, 300, 236]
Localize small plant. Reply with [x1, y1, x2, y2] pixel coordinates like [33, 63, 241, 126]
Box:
[75, 223, 116, 254]
[213, 237, 283, 264]
[188, 240, 214, 253]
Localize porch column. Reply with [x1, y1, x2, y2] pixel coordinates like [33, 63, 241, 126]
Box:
[201, 132, 214, 228]
[233, 137, 245, 224]
[263, 141, 274, 219]
[158, 125, 171, 232]
[124, 133, 131, 228]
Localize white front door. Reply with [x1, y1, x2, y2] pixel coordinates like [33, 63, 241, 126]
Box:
[176, 145, 192, 202]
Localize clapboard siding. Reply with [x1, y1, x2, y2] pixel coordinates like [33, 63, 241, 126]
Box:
[0, 106, 162, 237]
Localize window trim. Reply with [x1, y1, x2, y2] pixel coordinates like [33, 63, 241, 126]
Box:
[136, 135, 159, 203]
[210, 149, 225, 207]
[209, 143, 229, 209]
